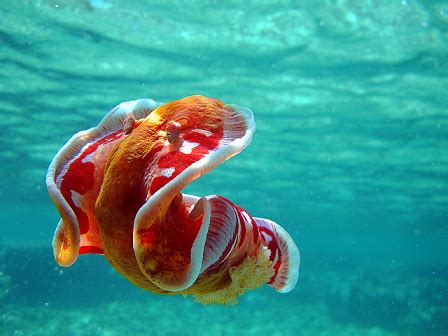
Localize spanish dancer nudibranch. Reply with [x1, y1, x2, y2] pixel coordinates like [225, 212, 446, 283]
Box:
[46, 96, 300, 304]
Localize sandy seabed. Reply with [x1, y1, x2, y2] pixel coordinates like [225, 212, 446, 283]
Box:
[1, 247, 446, 336]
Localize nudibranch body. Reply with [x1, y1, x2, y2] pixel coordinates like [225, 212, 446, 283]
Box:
[47, 96, 300, 304]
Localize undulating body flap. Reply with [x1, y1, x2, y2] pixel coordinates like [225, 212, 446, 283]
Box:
[46, 99, 162, 266]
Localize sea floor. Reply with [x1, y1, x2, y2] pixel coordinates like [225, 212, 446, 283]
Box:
[0, 246, 446, 336]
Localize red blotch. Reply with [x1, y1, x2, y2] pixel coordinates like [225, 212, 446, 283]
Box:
[79, 246, 104, 254]
[183, 130, 222, 151]
[149, 175, 171, 195]
[145, 126, 225, 197]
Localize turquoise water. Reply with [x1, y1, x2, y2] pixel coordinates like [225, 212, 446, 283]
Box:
[1, 0, 447, 335]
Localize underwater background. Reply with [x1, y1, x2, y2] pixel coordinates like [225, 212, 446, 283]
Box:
[1, 0, 447, 335]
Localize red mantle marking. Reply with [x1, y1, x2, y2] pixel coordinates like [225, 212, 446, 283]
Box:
[60, 131, 122, 235]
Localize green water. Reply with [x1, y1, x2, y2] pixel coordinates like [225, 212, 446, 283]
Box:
[1, 1, 447, 335]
